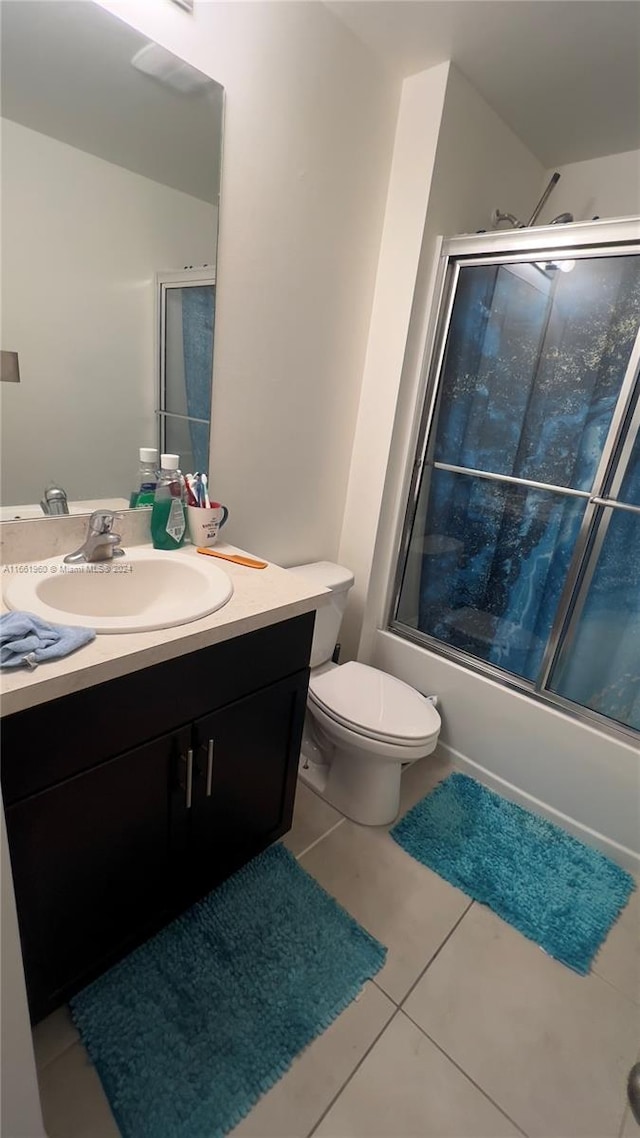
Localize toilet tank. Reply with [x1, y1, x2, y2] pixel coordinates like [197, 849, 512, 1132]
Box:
[288, 561, 354, 667]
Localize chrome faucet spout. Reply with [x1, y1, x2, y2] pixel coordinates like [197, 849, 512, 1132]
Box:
[63, 510, 125, 564]
[41, 485, 69, 516]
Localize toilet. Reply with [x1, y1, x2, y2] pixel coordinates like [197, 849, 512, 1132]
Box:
[288, 562, 441, 825]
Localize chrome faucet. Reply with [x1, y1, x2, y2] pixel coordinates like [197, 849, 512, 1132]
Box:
[41, 484, 69, 516]
[63, 510, 124, 564]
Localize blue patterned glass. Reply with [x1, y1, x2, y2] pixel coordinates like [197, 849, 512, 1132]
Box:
[434, 257, 640, 489]
[399, 470, 586, 682]
[550, 506, 640, 730]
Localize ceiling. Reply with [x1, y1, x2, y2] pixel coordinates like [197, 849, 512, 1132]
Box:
[0, 1, 223, 203]
[2, 1, 637, 184]
[325, 1, 640, 166]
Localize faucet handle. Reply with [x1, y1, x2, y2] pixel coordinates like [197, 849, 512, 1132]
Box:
[63, 510, 125, 564]
[88, 509, 120, 535]
[87, 510, 124, 557]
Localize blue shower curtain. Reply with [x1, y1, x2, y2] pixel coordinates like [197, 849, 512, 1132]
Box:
[181, 285, 215, 474]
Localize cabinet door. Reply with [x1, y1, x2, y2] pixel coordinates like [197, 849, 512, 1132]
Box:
[4, 727, 190, 1021]
[190, 671, 308, 885]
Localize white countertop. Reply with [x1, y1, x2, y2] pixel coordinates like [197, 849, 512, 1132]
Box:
[0, 543, 329, 717]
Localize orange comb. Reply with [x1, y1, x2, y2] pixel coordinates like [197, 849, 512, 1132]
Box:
[196, 548, 268, 569]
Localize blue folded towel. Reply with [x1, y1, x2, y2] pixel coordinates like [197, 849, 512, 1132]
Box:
[0, 611, 95, 669]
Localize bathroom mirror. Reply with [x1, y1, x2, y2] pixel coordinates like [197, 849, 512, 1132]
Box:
[0, 0, 224, 518]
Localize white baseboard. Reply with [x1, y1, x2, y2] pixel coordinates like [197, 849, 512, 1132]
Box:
[439, 742, 640, 874]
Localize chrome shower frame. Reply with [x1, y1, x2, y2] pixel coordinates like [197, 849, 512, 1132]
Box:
[389, 217, 640, 745]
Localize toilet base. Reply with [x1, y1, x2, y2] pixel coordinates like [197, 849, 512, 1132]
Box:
[298, 708, 439, 826]
[298, 745, 404, 826]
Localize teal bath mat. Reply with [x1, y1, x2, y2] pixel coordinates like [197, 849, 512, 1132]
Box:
[70, 844, 386, 1138]
[391, 772, 635, 974]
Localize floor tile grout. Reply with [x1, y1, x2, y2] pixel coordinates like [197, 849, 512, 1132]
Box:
[35, 1037, 77, 1075]
[370, 976, 395, 1004]
[295, 817, 345, 861]
[303, 881, 487, 1136]
[396, 898, 474, 1011]
[591, 965, 639, 1008]
[33, 1019, 80, 1074]
[400, 1006, 530, 1138]
[369, 891, 471, 1010]
[305, 1004, 399, 1138]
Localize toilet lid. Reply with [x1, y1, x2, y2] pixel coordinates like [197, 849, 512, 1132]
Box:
[308, 661, 440, 744]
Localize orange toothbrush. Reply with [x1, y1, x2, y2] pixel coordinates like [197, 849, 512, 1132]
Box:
[197, 548, 268, 569]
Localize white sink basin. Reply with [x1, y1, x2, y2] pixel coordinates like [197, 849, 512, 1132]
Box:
[3, 546, 233, 633]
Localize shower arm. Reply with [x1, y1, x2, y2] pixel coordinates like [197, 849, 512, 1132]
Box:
[526, 171, 561, 227]
[491, 171, 562, 231]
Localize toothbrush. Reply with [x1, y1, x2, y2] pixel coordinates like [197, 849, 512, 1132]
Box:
[201, 473, 211, 508]
[185, 475, 198, 507]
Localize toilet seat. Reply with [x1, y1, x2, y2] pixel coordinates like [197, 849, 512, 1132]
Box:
[309, 698, 437, 764]
[308, 661, 440, 747]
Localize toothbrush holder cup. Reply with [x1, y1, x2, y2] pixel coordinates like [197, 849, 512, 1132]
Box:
[187, 503, 229, 548]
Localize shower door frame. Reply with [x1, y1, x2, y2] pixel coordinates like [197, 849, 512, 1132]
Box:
[156, 266, 216, 460]
[389, 217, 640, 744]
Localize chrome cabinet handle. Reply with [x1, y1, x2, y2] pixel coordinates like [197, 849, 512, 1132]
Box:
[183, 748, 193, 809]
[206, 739, 214, 797]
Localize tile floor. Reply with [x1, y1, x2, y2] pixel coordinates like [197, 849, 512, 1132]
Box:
[33, 749, 639, 1138]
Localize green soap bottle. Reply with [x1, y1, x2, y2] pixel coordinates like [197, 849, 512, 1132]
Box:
[151, 453, 186, 550]
[135, 447, 159, 508]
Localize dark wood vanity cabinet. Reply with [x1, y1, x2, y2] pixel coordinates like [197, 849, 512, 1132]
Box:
[5, 728, 190, 1023]
[1, 613, 313, 1023]
[190, 675, 304, 877]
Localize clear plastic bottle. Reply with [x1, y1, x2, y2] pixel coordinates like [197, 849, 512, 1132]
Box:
[150, 454, 187, 550]
[133, 447, 159, 508]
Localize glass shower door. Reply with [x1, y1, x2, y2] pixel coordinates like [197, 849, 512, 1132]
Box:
[548, 403, 640, 730]
[157, 269, 215, 476]
[393, 244, 640, 736]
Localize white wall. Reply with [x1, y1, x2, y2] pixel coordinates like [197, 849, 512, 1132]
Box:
[335, 62, 450, 658]
[0, 118, 216, 506]
[343, 63, 544, 660]
[98, 0, 400, 566]
[538, 149, 640, 224]
[425, 66, 547, 240]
